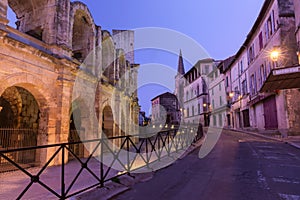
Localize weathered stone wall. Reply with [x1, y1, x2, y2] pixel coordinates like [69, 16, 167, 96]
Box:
[18, 87, 39, 129]
[285, 89, 300, 135]
[0, 0, 139, 165]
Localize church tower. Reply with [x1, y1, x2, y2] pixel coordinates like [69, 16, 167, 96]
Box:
[174, 50, 185, 109]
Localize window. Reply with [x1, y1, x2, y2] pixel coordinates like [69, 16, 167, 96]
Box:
[219, 96, 223, 106]
[212, 100, 215, 110]
[186, 91, 189, 101]
[187, 107, 189, 117]
[261, 64, 266, 82]
[197, 85, 200, 95]
[219, 83, 222, 91]
[213, 115, 217, 126]
[212, 87, 214, 95]
[265, 10, 276, 41]
[202, 82, 207, 93]
[234, 86, 239, 100]
[247, 44, 255, 64]
[225, 76, 229, 87]
[205, 65, 209, 74]
[192, 106, 194, 116]
[259, 32, 263, 50]
[219, 114, 223, 127]
[239, 60, 244, 74]
[198, 103, 201, 114]
[250, 74, 257, 96]
[242, 79, 248, 95]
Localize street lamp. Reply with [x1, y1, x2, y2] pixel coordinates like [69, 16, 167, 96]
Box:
[270, 50, 279, 62]
[270, 47, 280, 67]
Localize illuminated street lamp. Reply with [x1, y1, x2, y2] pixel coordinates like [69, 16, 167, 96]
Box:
[270, 47, 280, 68]
[270, 49, 280, 62]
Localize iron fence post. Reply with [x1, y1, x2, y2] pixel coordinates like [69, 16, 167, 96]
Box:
[61, 145, 65, 199]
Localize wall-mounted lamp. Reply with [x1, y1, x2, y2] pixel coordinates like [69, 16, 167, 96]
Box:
[270, 47, 280, 62]
[0, 106, 2, 112]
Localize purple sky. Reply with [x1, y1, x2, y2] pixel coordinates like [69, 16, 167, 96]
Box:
[8, 0, 265, 115]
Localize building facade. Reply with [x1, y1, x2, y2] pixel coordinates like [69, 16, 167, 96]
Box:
[208, 60, 229, 128]
[224, 0, 300, 136]
[0, 0, 139, 166]
[151, 92, 180, 125]
[174, 51, 217, 126]
[294, 0, 300, 63]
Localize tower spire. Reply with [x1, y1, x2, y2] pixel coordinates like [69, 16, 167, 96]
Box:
[177, 49, 185, 75]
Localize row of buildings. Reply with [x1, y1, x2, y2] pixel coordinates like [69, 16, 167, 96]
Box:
[0, 0, 140, 166]
[153, 0, 300, 137]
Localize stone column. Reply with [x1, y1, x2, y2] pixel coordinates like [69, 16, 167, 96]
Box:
[0, 0, 8, 24]
[0, 0, 8, 38]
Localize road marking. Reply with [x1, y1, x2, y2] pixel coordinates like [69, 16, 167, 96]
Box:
[257, 170, 270, 190]
[256, 145, 277, 149]
[278, 193, 300, 200]
[279, 164, 300, 168]
[246, 143, 259, 158]
[272, 177, 300, 184]
[263, 156, 282, 160]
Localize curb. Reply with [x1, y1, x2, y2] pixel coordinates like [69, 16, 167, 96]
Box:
[239, 130, 283, 142]
[231, 128, 300, 150]
[285, 141, 300, 150]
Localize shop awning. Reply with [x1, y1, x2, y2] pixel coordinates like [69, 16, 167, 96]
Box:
[260, 65, 300, 92]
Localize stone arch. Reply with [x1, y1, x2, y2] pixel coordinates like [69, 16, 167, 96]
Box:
[0, 74, 55, 146]
[0, 74, 54, 109]
[69, 99, 87, 160]
[0, 86, 42, 166]
[102, 31, 116, 84]
[7, 0, 53, 41]
[102, 105, 114, 138]
[70, 1, 96, 62]
[0, 74, 63, 165]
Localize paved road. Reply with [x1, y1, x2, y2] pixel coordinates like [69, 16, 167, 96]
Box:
[111, 130, 300, 200]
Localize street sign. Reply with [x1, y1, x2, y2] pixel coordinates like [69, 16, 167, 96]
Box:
[273, 66, 300, 76]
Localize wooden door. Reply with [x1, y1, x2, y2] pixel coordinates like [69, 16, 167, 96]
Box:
[263, 96, 278, 129]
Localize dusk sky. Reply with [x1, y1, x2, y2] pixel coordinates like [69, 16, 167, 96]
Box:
[9, 0, 265, 115]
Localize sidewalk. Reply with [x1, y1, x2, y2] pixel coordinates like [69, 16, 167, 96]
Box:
[232, 128, 300, 149]
[0, 136, 205, 200]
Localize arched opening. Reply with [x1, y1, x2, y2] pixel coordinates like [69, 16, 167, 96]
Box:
[7, 0, 47, 41]
[102, 32, 116, 84]
[0, 86, 39, 170]
[7, 5, 17, 28]
[102, 106, 114, 138]
[72, 9, 95, 62]
[69, 107, 85, 160]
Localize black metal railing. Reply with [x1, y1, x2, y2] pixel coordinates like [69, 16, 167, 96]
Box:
[0, 125, 202, 199]
[0, 128, 37, 170]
